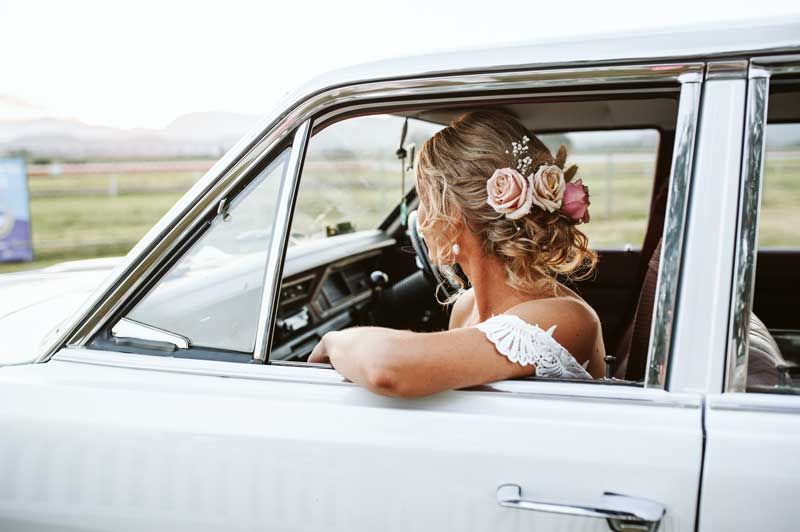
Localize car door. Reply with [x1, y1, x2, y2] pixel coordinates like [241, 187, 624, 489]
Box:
[695, 57, 800, 532]
[1, 62, 707, 532]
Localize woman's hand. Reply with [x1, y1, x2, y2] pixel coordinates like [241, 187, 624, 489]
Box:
[308, 332, 334, 364]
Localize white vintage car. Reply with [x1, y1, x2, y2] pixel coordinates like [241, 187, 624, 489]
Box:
[1, 18, 799, 532]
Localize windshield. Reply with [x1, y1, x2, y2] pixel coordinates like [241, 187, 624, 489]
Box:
[290, 115, 443, 244]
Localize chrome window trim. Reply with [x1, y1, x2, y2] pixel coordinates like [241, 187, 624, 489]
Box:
[52, 347, 701, 409]
[644, 78, 703, 388]
[707, 393, 800, 415]
[705, 60, 748, 81]
[751, 53, 800, 76]
[724, 60, 780, 393]
[43, 60, 703, 363]
[253, 122, 311, 362]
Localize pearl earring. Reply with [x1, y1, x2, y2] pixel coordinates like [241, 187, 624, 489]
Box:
[451, 243, 461, 256]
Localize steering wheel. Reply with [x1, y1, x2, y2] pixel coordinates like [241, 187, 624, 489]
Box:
[408, 210, 461, 297]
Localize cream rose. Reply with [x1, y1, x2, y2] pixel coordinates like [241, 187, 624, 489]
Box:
[486, 168, 534, 220]
[530, 164, 566, 213]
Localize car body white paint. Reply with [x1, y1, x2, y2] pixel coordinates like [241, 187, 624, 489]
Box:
[0, 349, 703, 532]
[0, 258, 119, 364]
[1, 18, 799, 532]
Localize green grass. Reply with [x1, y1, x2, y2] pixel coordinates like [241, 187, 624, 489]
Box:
[28, 171, 201, 196]
[1, 155, 797, 275]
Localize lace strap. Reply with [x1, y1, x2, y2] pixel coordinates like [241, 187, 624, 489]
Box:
[473, 314, 592, 380]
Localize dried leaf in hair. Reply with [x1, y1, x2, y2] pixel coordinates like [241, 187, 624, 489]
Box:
[564, 164, 578, 182]
[555, 145, 568, 168]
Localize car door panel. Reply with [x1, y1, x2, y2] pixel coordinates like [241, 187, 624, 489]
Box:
[0, 349, 702, 531]
[698, 394, 800, 532]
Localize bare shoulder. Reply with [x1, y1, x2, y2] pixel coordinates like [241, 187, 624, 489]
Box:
[448, 288, 475, 330]
[506, 297, 602, 362]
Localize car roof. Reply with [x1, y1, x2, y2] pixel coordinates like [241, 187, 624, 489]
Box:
[297, 17, 800, 99]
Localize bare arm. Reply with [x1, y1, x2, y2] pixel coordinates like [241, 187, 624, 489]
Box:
[308, 298, 601, 398]
[310, 325, 534, 398]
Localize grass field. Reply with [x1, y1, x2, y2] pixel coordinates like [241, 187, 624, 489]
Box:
[1, 155, 797, 274]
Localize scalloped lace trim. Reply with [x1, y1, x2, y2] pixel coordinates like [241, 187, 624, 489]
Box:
[474, 314, 592, 380]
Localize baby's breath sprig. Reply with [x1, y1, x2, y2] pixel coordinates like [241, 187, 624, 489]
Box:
[504, 135, 533, 175]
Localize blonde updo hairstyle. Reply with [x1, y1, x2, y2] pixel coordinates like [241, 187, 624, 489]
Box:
[415, 109, 596, 299]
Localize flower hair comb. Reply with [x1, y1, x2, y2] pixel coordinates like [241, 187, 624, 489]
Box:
[486, 136, 590, 223]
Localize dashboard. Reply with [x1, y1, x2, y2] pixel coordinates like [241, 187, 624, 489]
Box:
[270, 231, 396, 361]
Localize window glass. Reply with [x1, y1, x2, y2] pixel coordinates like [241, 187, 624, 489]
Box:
[539, 130, 659, 249]
[117, 147, 290, 353]
[758, 123, 800, 248]
[747, 86, 800, 393]
[290, 115, 443, 244]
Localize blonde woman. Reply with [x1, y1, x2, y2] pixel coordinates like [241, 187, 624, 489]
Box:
[309, 110, 606, 396]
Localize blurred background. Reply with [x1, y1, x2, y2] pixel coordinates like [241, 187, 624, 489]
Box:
[1, 0, 799, 273]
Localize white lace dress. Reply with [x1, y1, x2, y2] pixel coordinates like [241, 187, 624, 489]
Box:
[473, 313, 592, 380]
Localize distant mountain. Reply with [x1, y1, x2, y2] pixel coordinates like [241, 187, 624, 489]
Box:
[163, 112, 263, 142]
[0, 118, 127, 144]
[0, 111, 264, 161]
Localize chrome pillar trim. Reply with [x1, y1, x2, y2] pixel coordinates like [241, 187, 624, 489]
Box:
[725, 71, 770, 393]
[749, 66, 772, 79]
[706, 60, 748, 80]
[44, 61, 703, 362]
[677, 71, 703, 84]
[645, 79, 702, 389]
[667, 79, 747, 394]
[253, 122, 311, 363]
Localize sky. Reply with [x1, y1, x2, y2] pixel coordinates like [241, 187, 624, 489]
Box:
[2, 0, 799, 130]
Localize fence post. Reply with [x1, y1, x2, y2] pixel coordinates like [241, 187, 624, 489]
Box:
[108, 174, 119, 197]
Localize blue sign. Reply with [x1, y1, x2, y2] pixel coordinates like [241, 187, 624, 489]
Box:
[0, 158, 34, 262]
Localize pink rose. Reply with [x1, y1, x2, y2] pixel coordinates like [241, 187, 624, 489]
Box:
[562, 179, 591, 223]
[531, 164, 566, 213]
[486, 168, 533, 220]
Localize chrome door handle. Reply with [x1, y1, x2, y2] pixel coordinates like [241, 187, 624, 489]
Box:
[496, 484, 666, 532]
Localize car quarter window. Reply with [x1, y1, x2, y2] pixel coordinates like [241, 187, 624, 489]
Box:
[90, 146, 292, 357]
[741, 78, 800, 394]
[271, 92, 691, 388]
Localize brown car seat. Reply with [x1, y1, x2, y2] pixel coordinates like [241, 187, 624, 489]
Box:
[613, 240, 661, 381]
[615, 238, 785, 385]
